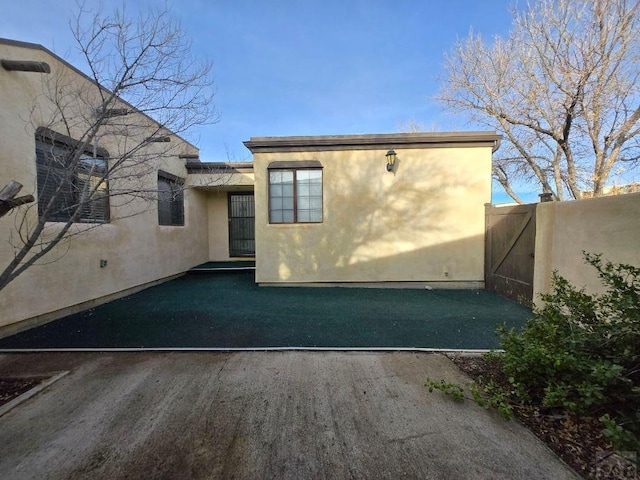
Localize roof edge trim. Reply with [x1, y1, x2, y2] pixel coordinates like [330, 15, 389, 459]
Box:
[244, 132, 502, 153]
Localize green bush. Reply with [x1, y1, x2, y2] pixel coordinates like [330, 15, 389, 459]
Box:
[499, 253, 640, 450]
[425, 253, 640, 450]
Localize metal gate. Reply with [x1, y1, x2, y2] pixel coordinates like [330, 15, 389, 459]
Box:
[485, 203, 536, 304]
[228, 192, 255, 257]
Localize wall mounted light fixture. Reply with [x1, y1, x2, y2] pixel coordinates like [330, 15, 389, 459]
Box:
[385, 149, 397, 172]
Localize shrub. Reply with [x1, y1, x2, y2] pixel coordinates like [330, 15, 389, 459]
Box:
[499, 253, 639, 450]
[426, 253, 640, 451]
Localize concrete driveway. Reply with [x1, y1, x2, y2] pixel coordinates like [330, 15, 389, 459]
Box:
[0, 352, 577, 479]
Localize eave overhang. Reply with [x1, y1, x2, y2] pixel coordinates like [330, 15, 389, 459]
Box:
[244, 132, 502, 154]
[186, 162, 254, 174]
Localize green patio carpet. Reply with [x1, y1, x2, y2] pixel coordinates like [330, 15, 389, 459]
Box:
[188, 261, 255, 272]
[0, 271, 532, 350]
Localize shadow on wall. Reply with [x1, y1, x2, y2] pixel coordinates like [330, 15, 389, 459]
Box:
[266, 151, 486, 283]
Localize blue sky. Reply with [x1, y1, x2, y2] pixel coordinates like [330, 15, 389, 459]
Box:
[1, 0, 530, 203]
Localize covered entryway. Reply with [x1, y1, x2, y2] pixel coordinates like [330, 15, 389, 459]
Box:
[228, 192, 255, 257]
[485, 204, 536, 304]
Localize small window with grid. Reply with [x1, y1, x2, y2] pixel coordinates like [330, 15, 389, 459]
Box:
[268, 165, 322, 224]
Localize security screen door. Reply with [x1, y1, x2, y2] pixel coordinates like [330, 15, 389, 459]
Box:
[228, 192, 255, 257]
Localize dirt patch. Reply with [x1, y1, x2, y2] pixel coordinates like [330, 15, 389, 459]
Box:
[0, 377, 50, 406]
[451, 355, 638, 480]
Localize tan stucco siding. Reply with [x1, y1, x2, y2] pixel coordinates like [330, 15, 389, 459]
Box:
[187, 171, 254, 188]
[1, 189, 209, 327]
[533, 192, 640, 304]
[190, 168, 256, 261]
[208, 192, 230, 260]
[253, 146, 492, 284]
[0, 41, 209, 330]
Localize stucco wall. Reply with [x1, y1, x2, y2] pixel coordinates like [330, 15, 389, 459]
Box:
[533, 192, 640, 304]
[207, 192, 230, 261]
[187, 169, 255, 262]
[253, 146, 492, 285]
[205, 189, 256, 261]
[0, 41, 209, 332]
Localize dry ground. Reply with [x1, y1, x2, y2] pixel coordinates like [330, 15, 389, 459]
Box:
[451, 355, 639, 480]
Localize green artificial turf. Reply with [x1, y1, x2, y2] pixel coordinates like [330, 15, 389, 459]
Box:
[0, 271, 532, 349]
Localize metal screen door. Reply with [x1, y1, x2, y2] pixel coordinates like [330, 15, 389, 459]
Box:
[228, 192, 255, 257]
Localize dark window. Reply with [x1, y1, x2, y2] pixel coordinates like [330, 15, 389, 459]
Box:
[158, 171, 184, 226]
[35, 128, 109, 223]
[269, 167, 322, 224]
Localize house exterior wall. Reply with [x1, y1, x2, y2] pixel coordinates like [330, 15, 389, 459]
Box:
[208, 193, 231, 261]
[251, 141, 493, 285]
[205, 189, 256, 261]
[0, 40, 209, 334]
[533, 192, 640, 305]
[187, 167, 255, 262]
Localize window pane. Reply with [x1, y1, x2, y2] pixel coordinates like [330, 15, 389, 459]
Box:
[158, 173, 184, 226]
[171, 185, 184, 225]
[78, 155, 107, 174]
[307, 170, 322, 181]
[310, 184, 322, 196]
[271, 170, 293, 184]
[282, 183, 294, 197]
[271, 197, 283, 210]
[270, 184, 282, 197]
[270, 210, 283, 223]
[158, 178, 172, 225]
[309, 197, 322, 209]
[309, 209, 323, 222]
[298, 197, 310, 209]
[269, 171, 281, 184]
[297, 210, 310, 222]
[297, 183, 309, 196]
[296, 168, 322, 223]
[282, 209, 294, 223]
[282, 195, 294, 210]
[296, 170, 311, 182]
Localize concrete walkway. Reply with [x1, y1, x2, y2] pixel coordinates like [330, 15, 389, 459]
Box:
[0, 352, 578, 479]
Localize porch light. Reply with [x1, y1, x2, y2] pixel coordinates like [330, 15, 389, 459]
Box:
[385, 149, 397, 172]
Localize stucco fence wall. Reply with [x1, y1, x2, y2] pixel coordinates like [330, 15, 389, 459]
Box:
[533, 192, 640, 306]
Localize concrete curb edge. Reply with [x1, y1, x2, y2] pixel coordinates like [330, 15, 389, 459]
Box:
[0, 370, 69, 417]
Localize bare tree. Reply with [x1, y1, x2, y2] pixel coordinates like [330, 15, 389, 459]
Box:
[396, 119, 440, 133]
[437, 0, 640, 202]
[0, 5, 219, 291]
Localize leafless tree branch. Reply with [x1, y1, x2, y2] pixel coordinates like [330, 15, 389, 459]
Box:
[0, 4, 226, 291]
[437, 0, 640, 202]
